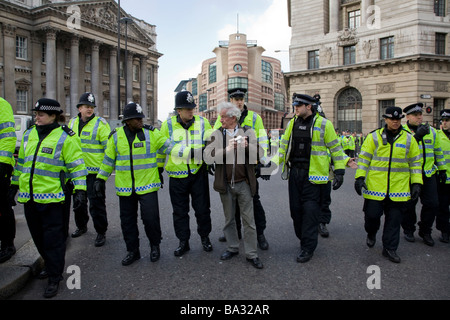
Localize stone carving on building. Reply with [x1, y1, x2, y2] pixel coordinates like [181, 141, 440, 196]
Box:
[377, 83, 396, 94]
[435, 81, 448, 92]
[326, 47, 333, 64]
[363, 40, 373, 59]
[338, 28, 358, 47]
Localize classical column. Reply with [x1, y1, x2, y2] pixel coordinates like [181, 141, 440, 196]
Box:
[45, 27, 57, 99]
[31, 32, 42, 105]
[152, 64, 158, 122]
[70, 35, 80, 117]
[139, 56, 148, 120]
[109, 48, 118, 120]
[91, 41, 100, 103]
[126, 51, 133, 103]
[2, 24, 16, 104]
[329, 0, 339, 33]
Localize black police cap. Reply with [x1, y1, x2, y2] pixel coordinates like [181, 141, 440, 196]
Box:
[32, 98, 63, 114]
[440, 109, 450, 119]
[228, 88, 247, 99]
[175, 91, 196, 109]
[292, 94, 316, 106]
[403, 103, 423, 115]
[77, 92, 96, 108]
[382, 106, 405, 119]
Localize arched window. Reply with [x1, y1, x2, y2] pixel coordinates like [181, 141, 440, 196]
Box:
[337, 88, 362, 132]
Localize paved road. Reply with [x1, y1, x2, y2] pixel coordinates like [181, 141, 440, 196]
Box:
[9, 168, 450, 304]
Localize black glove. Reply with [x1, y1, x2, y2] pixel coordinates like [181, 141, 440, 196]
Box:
[439, 170, 447, 184]
[414, 123, 430, 141]
[207, 164, 215, 176]
[411, 183, 421, 201]
[158, 168, 164, 188]
[332, 169, 345, 190]
[93, 179, 106, 198]
[73, 190, 87, 211]
[354, 177, 367, 196]
[9, 185, 19, 206]
[0, 163, 12, 180]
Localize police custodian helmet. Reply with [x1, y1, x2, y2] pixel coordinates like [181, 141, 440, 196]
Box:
[122, 102, 145, 122]
[77, 92, 96, 108]
[175, 91, 196, 109]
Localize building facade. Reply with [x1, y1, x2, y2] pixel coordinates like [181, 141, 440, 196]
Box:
[180, 32, 290, 130]
[286, 0, 450, 133]
[0, 0, 162, 126]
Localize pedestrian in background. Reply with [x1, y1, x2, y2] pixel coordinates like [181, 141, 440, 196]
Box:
[68, 92, 111, 247]
[11, 98, 88, 298]
[355, 106, 422, 263]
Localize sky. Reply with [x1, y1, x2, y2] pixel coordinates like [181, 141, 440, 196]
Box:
[118, 0, 292, 121]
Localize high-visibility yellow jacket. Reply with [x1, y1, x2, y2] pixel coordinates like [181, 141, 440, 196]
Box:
[272, 114, 346, 183]
[0, 98, 16, 167]
[12, 125, 87, 204]
[341, 136, 349, 150]
[97, 125, 170, 196]
[348, 135, 356, 151]
[214, 108, 269, 164]
[68, 115, 111, 174]
[437, 129, 450, 184]
[403, 124, 445, 177]
[158, 115, 212, 178]
[356, 127, 423, 201]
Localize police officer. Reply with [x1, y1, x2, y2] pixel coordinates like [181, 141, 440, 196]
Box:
[436, 109, 450, 243]
[401, 103, 446, 246]
[271, 94, 346, 262]
[157, 91, 213, 257]
[0, 98, 17, 263]
[68, 92, 111, 247]
[11, 98, 88, 298]
[214, 88, 270, 250]
[96, 102, 169, 265]
[355, 107, 423, 263]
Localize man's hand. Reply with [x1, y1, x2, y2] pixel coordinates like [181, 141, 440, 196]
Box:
[439, 170, 447, 184]
[94, 179, 106, 198]
[411, 183, 421, 201]
[332, 169, 345, 190]
[414, 123, 430, 141]
[354, 177, 367, 196]
[9, 185, 19, 206]
[347, 158, 358, 169]
[73, 190, 87, 211]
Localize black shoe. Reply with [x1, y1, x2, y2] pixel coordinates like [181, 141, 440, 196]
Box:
[0, 245, 16, 263]
[439, 232, 449, 243]
[150, 245, 160, 262]
[257, 234, 269, 250]
[366, 234, 376, 248]
[174, 241, 190, 257]
[404, 232, 415, 242]
[297, 250, 313, 263]
[71, 227, 87, 238]
[43, 281, 60, 298]
[382, 248, 401, 263]
[318, 223, 329, 238]
[37, 268, 49, 279]
[218, 235, 227, 242]
[419, 232, 435, 246]
[246, 257, 264, 269]
[94, 233, 106, 247]
[201, 237, 213, 252]
[220, 250, 239, 260]
[121, 250, 141, 266]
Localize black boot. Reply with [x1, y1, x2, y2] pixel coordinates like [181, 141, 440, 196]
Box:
[174, 240, 190, 257]
[150, 245, 160, 262]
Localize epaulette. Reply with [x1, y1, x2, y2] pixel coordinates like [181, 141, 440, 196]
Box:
[108, 128, 117, 139]
[99, 117, 108, 125]
[143, 124, 155, 131]
[369, 128, 380, 134]
[25, 125, 36, 133]
[61, 125, 76, 136]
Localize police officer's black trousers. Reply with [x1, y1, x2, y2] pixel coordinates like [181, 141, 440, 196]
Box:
[234, 179, 267, 236]
[318, 181, 332, 225]
[364, 198, 405, 250]
[436, 182, 450, 234]
[401, 174, 439, 235]
[73, 174, 108, 234]
[288, 167, 321, 253]
[0, 166, 15, 247]
[119, 191, 161, 252]
[169, 167, 211, 241]
[24, 201, 66, 283]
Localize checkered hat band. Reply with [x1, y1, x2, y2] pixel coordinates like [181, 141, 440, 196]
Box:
[441, 111, 450, 118]
[37, 105, 60, 111]
[406, 106, 423, 114]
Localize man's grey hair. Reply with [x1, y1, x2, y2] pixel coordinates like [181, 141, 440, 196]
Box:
[217, 102, 241, 120]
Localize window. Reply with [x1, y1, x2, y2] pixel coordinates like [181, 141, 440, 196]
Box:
[147, 67, 153, 84]
[209, 62, 216, 84]
[85, 54, 91, 72]
[133, 65, 139, 82]
[261, 60, 273, 84]
[16, 36, 27, 60]
[348, 10, 361, 29]
[434, 0, 446, 17]
[379, 99, 395, 128]
[380, 36, 394, 60]
[228, 77, 248, 91]
[343, 45, 356, 65]
[16, 90, 28, 113]
[103, 58, 110, 75]
[274, 93, 285, 111]
[192, 79, 198, 96]
[198, 93, 207, 112]
[41, 43, 46, 63]
[308, 50, 320, 69]
[337, 88, 362, 132]
[65, 48, 70, 68]
[436, 33, 446, 55]
[103, 99, 110, 117]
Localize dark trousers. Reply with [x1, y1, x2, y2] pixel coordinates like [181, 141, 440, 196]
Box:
[24, 201, 66, 283]
[436, 182, 450, 234]
[73, 174, 108, 234]
[318, 181, 332, 224]
[364, 198, 405, 250]
[288, 167, 321, 253]
[169, 166, 211, 241]
[119, 191, 161, 252]
[0, 166, 15, 247]
[234, 179, 267, 236]
[401, 174, 439, 235]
